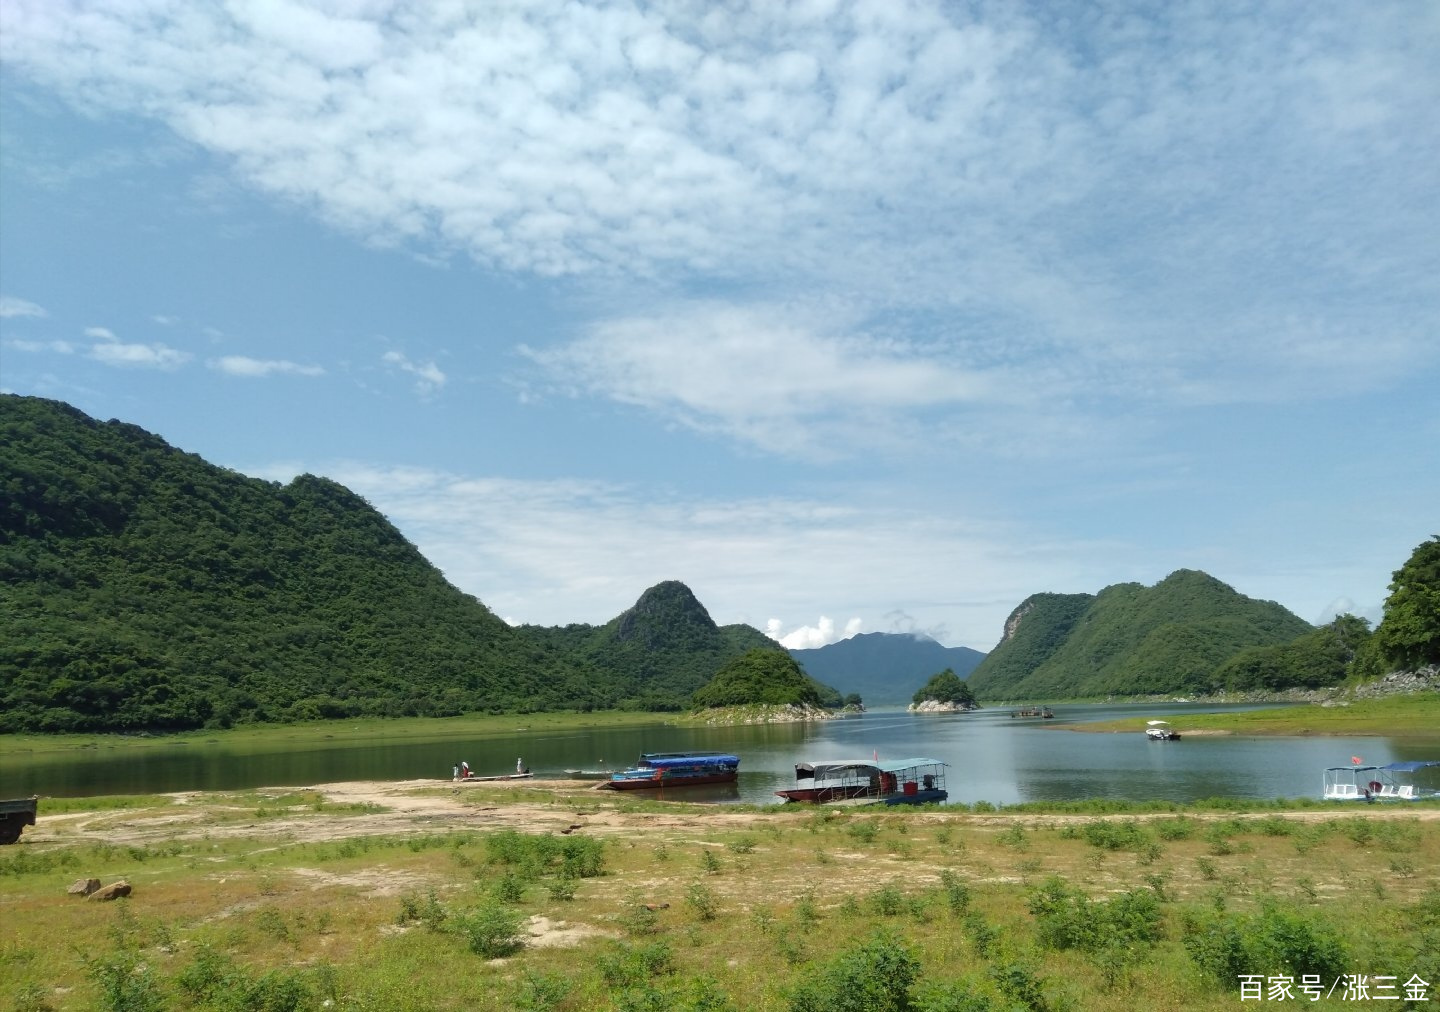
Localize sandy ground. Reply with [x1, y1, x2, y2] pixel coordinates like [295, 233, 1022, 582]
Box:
[23, 777, 1440, 853]
[23, 778, 795, 850]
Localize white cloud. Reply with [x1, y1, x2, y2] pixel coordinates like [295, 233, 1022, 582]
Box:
[524, 300, 1015, 455]
[84, 326, 117, 340]
[0, 296, 48, 318]
[2, 1, 1434, 452]
[210, 355, 324, 378]
[766, 616, 865, 650]
[5, 338, 74, 354]
[88, 339, 190, 370]
[245, 460, 1080, 649]
[381, 351, 445, 397]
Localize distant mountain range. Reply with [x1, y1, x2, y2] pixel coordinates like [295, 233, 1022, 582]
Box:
[789, 632, 985, 705]
[4, 394, 1407, 733]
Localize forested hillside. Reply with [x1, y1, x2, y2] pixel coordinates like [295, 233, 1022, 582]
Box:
[514, 581, 783, 711]
[789, 632, 985, 704]
[966, 571, 1315, 699]
[0, 396, 790, 731]
[691, 648, 834, 708]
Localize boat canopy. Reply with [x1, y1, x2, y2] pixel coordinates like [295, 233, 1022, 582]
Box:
[637, 753, 739, 770]
[1381, 761, 1440, 773]
[795, 758, 947, 780]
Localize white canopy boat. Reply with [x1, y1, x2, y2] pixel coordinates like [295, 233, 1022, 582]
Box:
[1324, 761, 1440, 801]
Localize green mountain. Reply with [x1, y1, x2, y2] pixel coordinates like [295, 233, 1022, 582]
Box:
[514, 581, 780, 711]
[691, 648, 830, 708]
[0, 395, 779, 730]
[965, 571, 1315, 699]
[789, 632, 985, 705]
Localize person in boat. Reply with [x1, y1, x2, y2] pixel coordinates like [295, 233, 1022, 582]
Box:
[516, 757, 524, 774]
[460, 761, 471, 779]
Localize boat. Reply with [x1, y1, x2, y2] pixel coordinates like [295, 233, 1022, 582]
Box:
[1324, 761, 1440, 801]
[564, 768, 617, 780]
[0, 796, 38, 845]
[597, 751, 740, 791]
[1010, 706, 1054, 718]
[1145, 720, 1180, 741]
[775, 758, 948, 806]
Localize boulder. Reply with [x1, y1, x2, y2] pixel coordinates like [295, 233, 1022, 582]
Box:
[67, 877, 101, 897]
[87, 881, 133, 901]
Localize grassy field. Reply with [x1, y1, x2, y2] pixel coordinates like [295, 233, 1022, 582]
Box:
[4, 780, 1439, 1011]
[1077, 691, 1440, 737]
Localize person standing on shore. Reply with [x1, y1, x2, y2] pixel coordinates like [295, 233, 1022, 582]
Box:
[452, 763, 459, 781]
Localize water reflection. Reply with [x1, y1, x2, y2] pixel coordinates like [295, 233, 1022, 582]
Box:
[5, 703, 1436, 806]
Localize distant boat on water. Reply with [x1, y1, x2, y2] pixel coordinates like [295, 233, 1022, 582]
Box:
[1145, 720, 1180, 741]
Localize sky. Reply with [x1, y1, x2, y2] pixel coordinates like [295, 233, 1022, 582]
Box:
[2, 1, 1437, 652]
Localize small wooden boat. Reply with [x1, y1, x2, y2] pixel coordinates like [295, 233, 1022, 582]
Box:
[597, 752, 740, 791]
[563, 768, 616, 780]
[775, 758, 948, 806]
[1010, 706, 1054, 718]
[454, 771, 535, 783]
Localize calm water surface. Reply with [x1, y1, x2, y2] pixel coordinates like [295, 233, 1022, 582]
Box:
[5, 703, 1438, 805]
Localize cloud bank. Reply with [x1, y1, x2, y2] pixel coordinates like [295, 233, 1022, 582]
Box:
[3, 0, 1434, 449]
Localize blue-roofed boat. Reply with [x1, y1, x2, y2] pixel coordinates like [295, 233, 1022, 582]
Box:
[598, 751, 740, 791]
[1323, 760, 1440, 801]
[775, 758, 948, 806]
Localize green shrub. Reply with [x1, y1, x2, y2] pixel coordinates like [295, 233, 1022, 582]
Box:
[939, 870, 972, 916]
[686, 881, 719, 921]
[454, 901, 524, 958]
[786, 931, 920, 1012]
[492, 871, 526, 903]
[87, 948, 164, 1012]
[1082, 820, 1149, 851]
[598, 941, 675, 989]
[990, 961, 1050, 1012]
[1183, 903, 1348, 989]
[1028, 877, 1162, 953]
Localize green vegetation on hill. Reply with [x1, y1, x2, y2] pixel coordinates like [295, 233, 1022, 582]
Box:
[0, 396, 795, 731]
[690, 648, 837, 708]
[1373, 535, 1440, 671]
[1211, 615, 1372, 692]
[516, 581, 781, 711]
[966, 571, 1315, 699]
[911, 668, 977, 708]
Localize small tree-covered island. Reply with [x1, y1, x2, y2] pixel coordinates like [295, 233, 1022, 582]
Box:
[2, 394, 1437, 735]
[909, 669, 979, 712]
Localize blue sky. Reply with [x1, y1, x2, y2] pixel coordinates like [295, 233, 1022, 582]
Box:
[2, 1, 1436, 651]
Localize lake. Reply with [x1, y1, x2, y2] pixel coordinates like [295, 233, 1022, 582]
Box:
[6, 702, 1439, 805]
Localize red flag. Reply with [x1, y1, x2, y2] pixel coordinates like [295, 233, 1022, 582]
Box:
[1351, 756, 1362, 765]
[873, 749, 878, 762]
